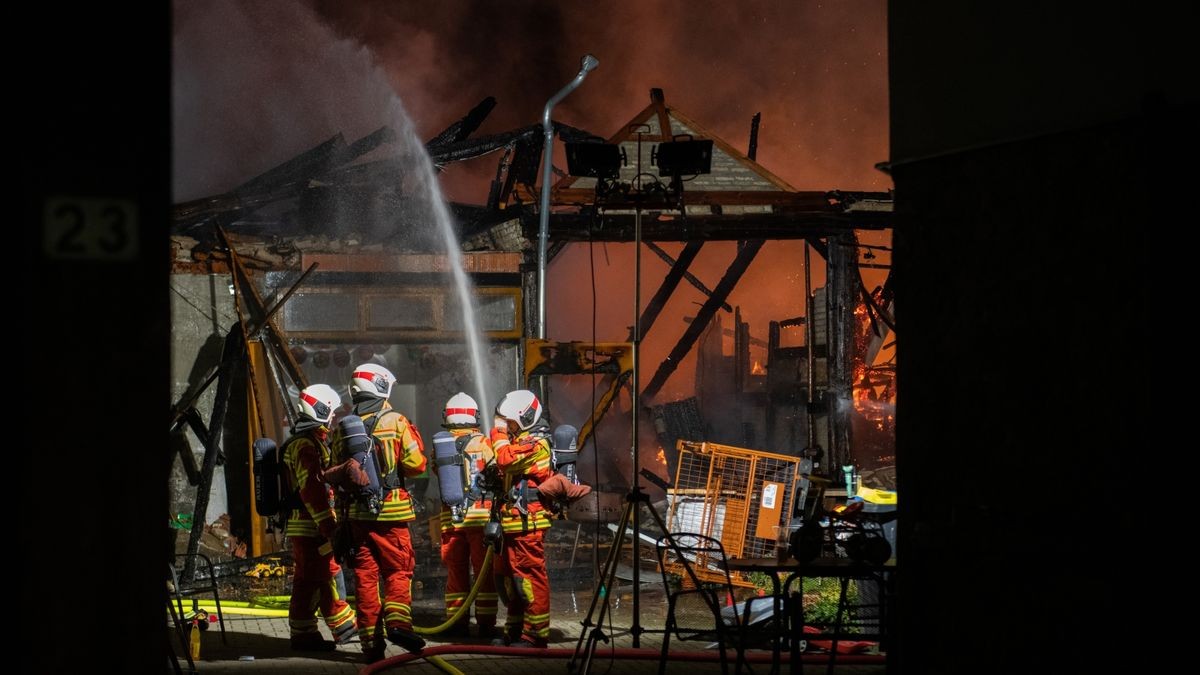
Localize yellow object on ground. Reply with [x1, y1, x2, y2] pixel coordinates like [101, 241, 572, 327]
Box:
[189, 621, 202, 660]
[187, 602, 288, 618]
[858, 486, 897, 504]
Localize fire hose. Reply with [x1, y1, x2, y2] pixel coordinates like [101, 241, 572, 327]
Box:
[370, 541, 495, 675]
[204, 549, 496, 624]
[194, 549, 495, 621]
[362, 645, 886, 674]
[412, 546, 495, 636]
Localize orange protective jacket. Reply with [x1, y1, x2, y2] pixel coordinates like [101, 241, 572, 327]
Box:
[334, 404, 428, 522]
[489, 426, 553, 533]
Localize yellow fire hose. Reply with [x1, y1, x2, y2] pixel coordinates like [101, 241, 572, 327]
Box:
[184, 545, 493, 675]
[413, 547, 494, 635]
[426, 655, 466, 675]
[179, 601, 287, 617]
[410, 546, 493, 675]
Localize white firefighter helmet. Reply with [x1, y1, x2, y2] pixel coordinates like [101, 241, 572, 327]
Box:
[495, 389, 542, 431]
[443, 392, 480, 428]
[298, 383, 340, 425]
[350, 363, 395, 400]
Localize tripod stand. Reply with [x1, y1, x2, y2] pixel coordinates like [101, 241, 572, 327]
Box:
[568, 485, 663, 674]
[569, 122, 713, 674]
[568, 485, 719, 674]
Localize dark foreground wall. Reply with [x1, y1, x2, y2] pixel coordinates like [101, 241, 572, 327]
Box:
[24, 7, 169, 673]
[889, 3, 1180, 673]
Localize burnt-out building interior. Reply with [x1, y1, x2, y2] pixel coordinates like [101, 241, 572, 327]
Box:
[26, 2, 1167, 673]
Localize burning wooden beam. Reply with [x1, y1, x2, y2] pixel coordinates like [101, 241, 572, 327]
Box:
[682, 315, 768, 347]
[635, 241, 707, 340]
[425, 96, 497, 149]
[542, 211, 889, 242]
[642, 239, 765, 402]
[645, 241, 731, 312]
[233, 133, 346, 196]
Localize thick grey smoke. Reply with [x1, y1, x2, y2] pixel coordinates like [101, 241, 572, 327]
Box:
[173, 0, 399, 201]
[311, 0, 890, 198]
[177, 0, 890, 202]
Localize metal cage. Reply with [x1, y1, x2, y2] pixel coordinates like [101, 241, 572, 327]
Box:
[666, 440, 803, 586]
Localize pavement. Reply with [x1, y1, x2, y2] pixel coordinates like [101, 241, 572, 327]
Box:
[172, 583, 888, 674]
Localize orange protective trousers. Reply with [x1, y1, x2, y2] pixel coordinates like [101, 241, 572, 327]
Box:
[441, 527, 497, 629]
[493, 529, 550, 646]
[351, 520, 415, 647]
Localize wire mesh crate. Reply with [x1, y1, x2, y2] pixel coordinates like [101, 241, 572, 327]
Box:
[665, 440, 803, 586]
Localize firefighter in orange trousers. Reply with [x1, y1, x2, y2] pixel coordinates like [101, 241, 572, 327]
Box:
[437, 392, 500, 639]
[336, 363, 429, 662]
[488, 389, 554, 648]
[282, 383, 357, 651]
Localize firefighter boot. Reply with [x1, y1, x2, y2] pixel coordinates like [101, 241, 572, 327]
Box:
[361, 636, 386, 664]
[386, 626, 426, 653]
[331, 620, 356, 646]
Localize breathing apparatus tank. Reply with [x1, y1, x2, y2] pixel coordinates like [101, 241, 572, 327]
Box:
[339, 414, 382, 515]
[432, 431, 470, 522]
[252, 437, 284, 517]
[551, 424, 580, 484]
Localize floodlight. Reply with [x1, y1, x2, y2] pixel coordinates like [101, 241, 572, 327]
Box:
[565, 142, 623, 179]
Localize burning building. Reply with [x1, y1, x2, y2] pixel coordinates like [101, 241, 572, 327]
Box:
[167, 84, 894, 590]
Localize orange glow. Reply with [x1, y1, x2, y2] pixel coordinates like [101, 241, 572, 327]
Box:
[656, 447, 667, 466]
[851, 291, 896, 418]
[751, 360, 766, 375]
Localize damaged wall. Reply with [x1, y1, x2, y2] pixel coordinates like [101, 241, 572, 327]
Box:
[170, 274, 236, 531]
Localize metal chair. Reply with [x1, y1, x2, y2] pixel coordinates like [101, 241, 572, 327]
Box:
[655, 532, 744, 675]
[169, 552, 227, 644]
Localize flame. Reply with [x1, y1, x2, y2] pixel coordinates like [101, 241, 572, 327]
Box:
[751, 360, 766, 375]
[851, 291, 896, 417]
[656, 447, 667, 466]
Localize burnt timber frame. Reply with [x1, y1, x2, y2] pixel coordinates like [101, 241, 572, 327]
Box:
[170, 230, 314, 574]
[525, 202, 879, 474]
[514, 86, 888, 475]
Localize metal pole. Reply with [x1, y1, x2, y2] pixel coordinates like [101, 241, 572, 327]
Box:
[805, 240, 816, 450]
[624, 123, 652, 643]
[537, 54, 598, 340]
[631, 128, 643, 647]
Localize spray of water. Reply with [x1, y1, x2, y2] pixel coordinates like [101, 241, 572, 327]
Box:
[174, 0, 495, 429]
[385, 100, 493, 430]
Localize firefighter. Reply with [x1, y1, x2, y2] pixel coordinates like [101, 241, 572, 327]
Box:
[437, 392, 500, 639]
[336, 363, 429, 662]
[488, 389, 554, 648]
[281, 383, 357, 651]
